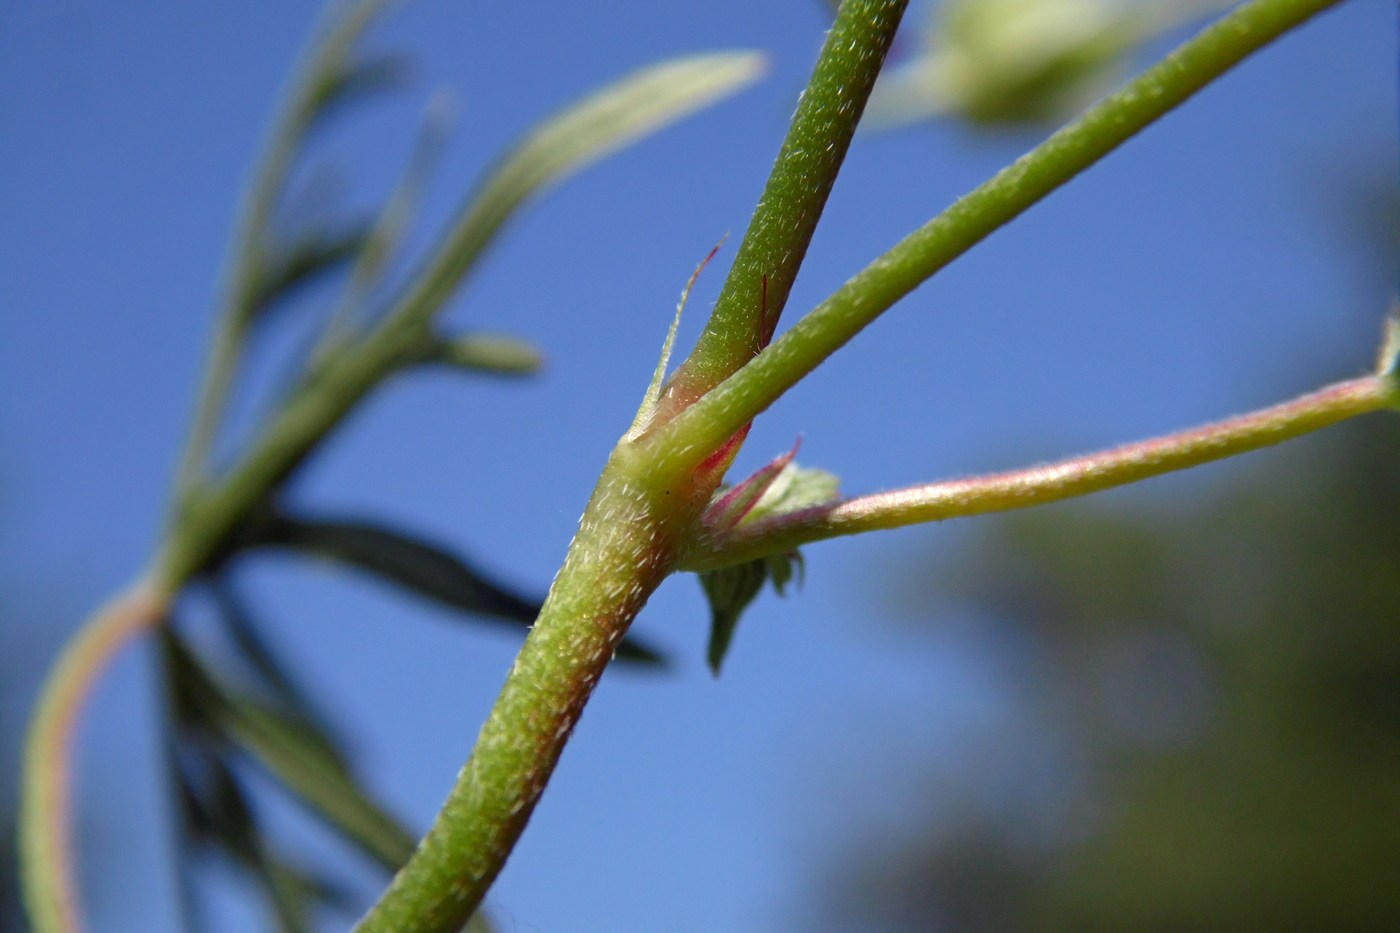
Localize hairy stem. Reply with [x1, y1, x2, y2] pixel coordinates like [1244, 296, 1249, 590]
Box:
[357, 3, 911, 928]
[20, 576, 172, 933]
[683, 375, 1399, 570]
[656, 0, 909, 418]
[644, 0, 1348, 474]
[354, 451, 683, 931]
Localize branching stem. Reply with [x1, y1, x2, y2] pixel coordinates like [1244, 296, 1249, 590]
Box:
[643, 0, 1348, 476]
[20, 576, 173, 933]
[683, 375, 1400, 570]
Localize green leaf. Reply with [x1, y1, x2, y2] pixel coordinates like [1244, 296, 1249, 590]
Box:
[698, 550, 806, 674]
[420, 332, 545, 376]
[222, 698, 419, 873]
[700, 559, 769, 675]
[211, 580, 345, 756]
[245, 511, 666, 665]
[387, 50, 766, 324]
[704, 444, 799, 532]
[249, 222, 373, 317]
[704, 449, 840, 532]
[306, 54, 409, 126]
[163, 630, 418, 872]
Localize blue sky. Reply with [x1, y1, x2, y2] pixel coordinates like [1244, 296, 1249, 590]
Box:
[2, 1, 1396, 930]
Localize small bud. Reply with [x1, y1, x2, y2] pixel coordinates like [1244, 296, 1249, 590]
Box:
[867, 0, 1223, 129]
[1377, 299, 1400, 378]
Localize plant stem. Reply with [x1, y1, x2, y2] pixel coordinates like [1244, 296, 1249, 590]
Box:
[356, 4, 910, 929]
[354, 452, 684, 931]
[173, 0, 390, 502]
[658, 0, 909, 414]
[20, 576, 172, 933]
[643, 0, 1348, 475]
[682, 374, 1399, 570]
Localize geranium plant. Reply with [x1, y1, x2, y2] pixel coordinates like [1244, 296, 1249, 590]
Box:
[19, 0, 1396, 930]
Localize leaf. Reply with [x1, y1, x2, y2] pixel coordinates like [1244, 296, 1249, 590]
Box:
[1378, 299, 1400, 378]
[163, 630, 418, 872]
[245, 511, 666, 665]
[222, 698, 418, 873]
[388, 50, 765, 323]
[704, 447, 840, 532]
[700, 559, 769, 675]
[697, 552, 805, 675]
[249, 222, 373, 317]
[211, 580, 345, 758]
[420, 332, 545, 376]
[306, 54, 409, 126]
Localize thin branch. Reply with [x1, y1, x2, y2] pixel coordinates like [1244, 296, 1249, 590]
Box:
[683, 375, 1399, 570]
[655, 0, 910, 418]
[20, 576, 172, 933]
[173, 0, 392, 502]
[354, 4, 911, 930]
[642, 0, 1348, 477]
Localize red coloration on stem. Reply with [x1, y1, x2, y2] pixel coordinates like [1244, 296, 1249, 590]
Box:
[704, 438, 801, 531]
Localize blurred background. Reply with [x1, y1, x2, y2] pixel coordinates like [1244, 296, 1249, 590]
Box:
[2, 1, 1397, 930]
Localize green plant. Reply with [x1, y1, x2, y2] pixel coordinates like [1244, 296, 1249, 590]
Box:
[18, 0, 1398, 930]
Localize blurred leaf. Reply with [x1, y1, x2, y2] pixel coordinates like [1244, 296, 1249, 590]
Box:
[226, 0, 395, 327]
[245, 511, 666, 665]
[192, 752, 318, 932]
[211, 581, 344, 756]
[388, 50, 765, 321]
[163, 630, 418, 872]
[865, 0, 1226, 129]
[222, 698, 418, 873]
[249, 222, 373, 317]
[1378, 299, 1400, 376]
[255, 513, 541, 620]
[419, 332, 545, 376]
[307, 53, 409, 125]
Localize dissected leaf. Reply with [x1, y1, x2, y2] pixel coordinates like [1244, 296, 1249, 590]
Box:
[163, 630, 417, 872]
[248, 222, 373, 317]
[388, 50, 765, 324]
[211, 581, 345, 759]
[223, 699, 418, 872]
[307, 54, 409, 126]
[244, 511, 666, 665]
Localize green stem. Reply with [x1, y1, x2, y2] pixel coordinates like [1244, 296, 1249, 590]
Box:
[643, 0, 1347, 475]
[683, 375, 1399, 570]
[355, 452, 683, 931]
[656, 0, 909, 417]
[160, 315, 430, 584]
[356, 4, 911, 929]
[173, 0, 390, 501]
[20, 576, 172, 933]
